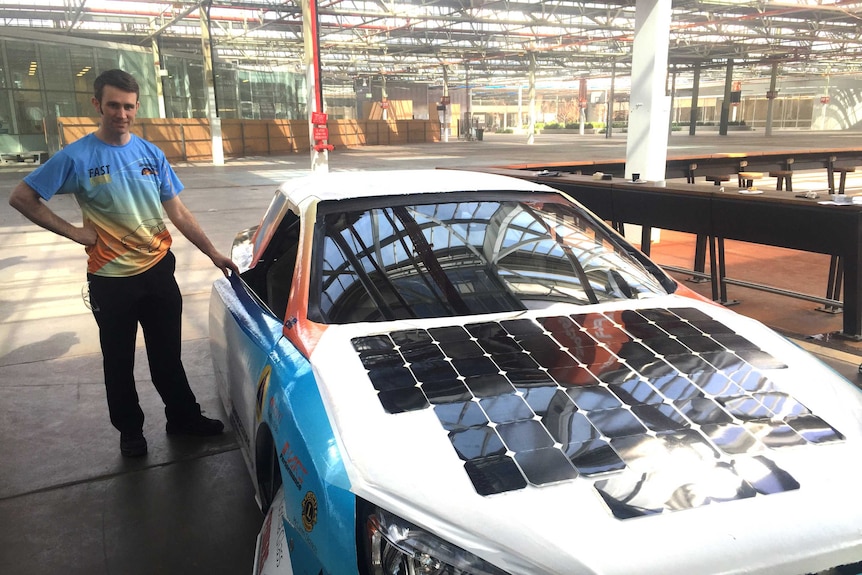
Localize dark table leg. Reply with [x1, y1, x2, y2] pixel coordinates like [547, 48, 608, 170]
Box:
[708, 236, 719, 302]
[640, 225, 652, 256]
[690, 234, 709, 283]
[821, 256, 843, 313]
[843, 216, 862, 339]
[715, 237, 739, 306]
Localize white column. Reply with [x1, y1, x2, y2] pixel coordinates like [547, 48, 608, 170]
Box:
[527, 52, 536, 145]
[624, 0, 672, 182]
[688, 63, 701, 136]
[465, 63, 471, 139]
[151, 39, 167, 119]
[517, 85, 523, 129]
[578, 78, 587, 135]
[765, 62, 778, 137]
[200, 6, 224, 165]
[820, 74, 830, 130]
[381, 74, 388, 121]
[442, 65, 450, 142]
[606, 66, 616, 139]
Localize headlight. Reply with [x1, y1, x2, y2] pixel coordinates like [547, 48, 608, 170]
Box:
[362, 506, 510, 575]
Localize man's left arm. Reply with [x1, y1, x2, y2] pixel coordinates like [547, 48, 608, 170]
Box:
[162, 195, 239, 277]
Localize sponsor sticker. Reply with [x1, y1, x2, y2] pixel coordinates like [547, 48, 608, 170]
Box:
[256, 508, 273, 575]
[301, 491, 318, 532]
[279, 440, 308, 490]
[255, 365, 272, 421]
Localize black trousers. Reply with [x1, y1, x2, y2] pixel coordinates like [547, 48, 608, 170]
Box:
[87, 251, 200, 435]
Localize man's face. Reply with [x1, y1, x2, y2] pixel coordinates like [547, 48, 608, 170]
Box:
[92, 85, 139, 138]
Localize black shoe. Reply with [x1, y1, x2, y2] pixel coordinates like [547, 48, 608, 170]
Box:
[166, 413, 225, 437]
[120, 433, 148, 457]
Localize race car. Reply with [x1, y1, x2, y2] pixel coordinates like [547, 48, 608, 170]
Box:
[208, 169, 862, 575]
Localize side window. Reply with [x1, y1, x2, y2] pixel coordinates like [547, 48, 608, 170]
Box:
[265, 221, 299, 320]
[241, 212, 300, 321]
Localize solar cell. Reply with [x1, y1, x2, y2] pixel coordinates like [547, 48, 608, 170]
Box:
[352, 307, 843, 518]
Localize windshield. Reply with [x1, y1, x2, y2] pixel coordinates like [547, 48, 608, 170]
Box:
[311, 194, 671, 324]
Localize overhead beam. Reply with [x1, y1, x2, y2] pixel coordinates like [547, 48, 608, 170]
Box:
[138, 1, 204, 44]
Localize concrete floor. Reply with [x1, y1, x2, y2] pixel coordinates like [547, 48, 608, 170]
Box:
[2, 129, 862, 574]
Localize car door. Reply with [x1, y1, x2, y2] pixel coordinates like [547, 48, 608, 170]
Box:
[210, 201, 301, 464]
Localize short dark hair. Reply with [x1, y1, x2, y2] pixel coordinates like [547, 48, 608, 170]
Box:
[94, 69, 140, 102]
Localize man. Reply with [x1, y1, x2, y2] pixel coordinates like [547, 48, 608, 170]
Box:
[9, 69, 239, 457]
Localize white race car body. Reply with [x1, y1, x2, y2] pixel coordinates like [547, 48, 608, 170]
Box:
[210, 170, 862, 575]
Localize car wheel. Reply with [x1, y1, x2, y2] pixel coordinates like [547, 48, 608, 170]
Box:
[255, 430, 282, 512]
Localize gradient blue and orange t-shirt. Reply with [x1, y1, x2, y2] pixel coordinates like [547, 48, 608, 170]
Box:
[25, 133, 183, 277]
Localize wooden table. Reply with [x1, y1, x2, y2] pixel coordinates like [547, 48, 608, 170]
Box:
[499, 148, 862, 183]
[474, 168, 862, 339]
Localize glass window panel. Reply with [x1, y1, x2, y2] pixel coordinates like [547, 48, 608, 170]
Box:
[76, 92, 96, 118]
[7, 41, 40, 91]
[162, 58, 182, 96]
[73, 73, 95, 99]
[291, 73, 307, 117]
[119, 50, 157, 117]
[215, 65, 239, 119]
[233, 69, 306, 119]
[96, 53, 120, 76]
[163, 57, 190, 118]
[0, 42, 7, 89]
[44, 91, 79, 118]
[186, 61, 207, 118]
[69, 46, 96, 95]
[254, 76, 278, 119]
[0, 91, 12, 134]
[238, 70, 253, 118]
[38, 44, 73, 92]
[12, 90, 45, 135]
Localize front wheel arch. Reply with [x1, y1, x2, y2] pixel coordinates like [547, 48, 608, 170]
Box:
[254, 424, 282, 513]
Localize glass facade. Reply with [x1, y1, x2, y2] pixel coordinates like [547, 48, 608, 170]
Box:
[0, 39, 157, 133]
[230, 67, 306, 120]
[0, 31, 307, 153]
[160, 52, 306, 120]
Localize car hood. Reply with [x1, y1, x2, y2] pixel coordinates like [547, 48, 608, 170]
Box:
[309, 295, 862, 575]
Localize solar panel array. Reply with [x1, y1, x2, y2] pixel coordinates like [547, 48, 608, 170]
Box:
[351, 307, 844, 518]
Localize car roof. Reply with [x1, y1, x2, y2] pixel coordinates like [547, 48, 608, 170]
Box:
[274, 168, 558, 206]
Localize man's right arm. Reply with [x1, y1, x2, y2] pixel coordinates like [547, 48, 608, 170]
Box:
[9, 181, 97, 246]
